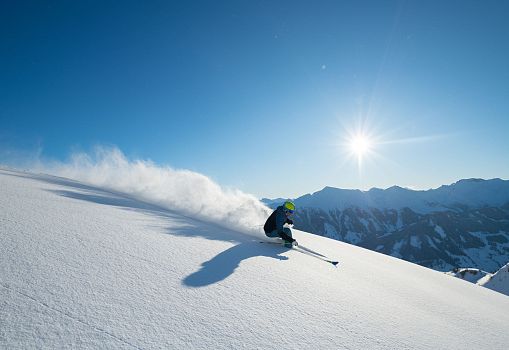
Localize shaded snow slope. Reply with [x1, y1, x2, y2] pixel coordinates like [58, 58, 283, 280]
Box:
[1, 169, 509, 349]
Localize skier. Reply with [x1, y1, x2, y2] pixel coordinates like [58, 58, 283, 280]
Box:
[264, 201, 298, 247]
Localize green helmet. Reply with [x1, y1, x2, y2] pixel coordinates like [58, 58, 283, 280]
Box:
[283, 201, 295, 213]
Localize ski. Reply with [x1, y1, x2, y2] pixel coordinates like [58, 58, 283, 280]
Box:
[259, 241, 339, 267]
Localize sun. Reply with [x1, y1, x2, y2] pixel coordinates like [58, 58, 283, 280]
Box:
[338, 116, 446, 177]
[338, 119, 380, 173]
[349, 135, 372, 157]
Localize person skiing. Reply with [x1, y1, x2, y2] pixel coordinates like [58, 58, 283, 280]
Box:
[264, 201, 298, 247]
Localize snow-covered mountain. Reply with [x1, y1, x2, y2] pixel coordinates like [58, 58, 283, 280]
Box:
[259, 197, 288, 208]
[478, 262, 509, 296]
[444, 264, 509, 297]
[292, 179, 509, 213]
[1, 168, 509, 349]
[445, 268, 491, 284]
[264, 179, 509, 273]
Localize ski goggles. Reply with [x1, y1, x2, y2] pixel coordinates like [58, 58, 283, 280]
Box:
[285, 209, 294, 214]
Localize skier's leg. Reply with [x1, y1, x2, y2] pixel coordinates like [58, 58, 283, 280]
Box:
[265, 229, 279, 238]
[282, 227, 292, 238]
[281, 227, 297, 247]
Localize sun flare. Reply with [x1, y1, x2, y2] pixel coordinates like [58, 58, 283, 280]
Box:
[339, 117, 448, 176]
[349, 135, 372, 157]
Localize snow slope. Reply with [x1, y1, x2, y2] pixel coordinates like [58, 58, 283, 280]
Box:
[1, 168, 509, 349]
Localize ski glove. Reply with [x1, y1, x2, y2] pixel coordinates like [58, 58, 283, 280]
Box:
[284, 239, 298, 248]
[286, 219, 294, 225]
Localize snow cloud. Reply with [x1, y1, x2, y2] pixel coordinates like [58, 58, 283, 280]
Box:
[34, 146, 271, 235]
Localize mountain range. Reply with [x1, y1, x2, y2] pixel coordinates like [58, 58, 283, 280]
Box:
[262, 178, 509, 273]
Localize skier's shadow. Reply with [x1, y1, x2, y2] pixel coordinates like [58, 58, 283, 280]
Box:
[183, 242, 288, 287]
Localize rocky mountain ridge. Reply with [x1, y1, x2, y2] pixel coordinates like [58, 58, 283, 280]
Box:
[263, 178, 509, 272]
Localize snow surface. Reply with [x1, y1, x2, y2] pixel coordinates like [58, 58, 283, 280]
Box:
[1, 168, 509, 349]
[409, 236, 422, 249]
[434, 225, 446, 239]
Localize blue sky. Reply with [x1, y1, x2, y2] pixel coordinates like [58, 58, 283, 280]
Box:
[1, 0, 508, 198]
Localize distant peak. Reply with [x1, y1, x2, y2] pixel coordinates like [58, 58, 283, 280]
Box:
[319, 186, 362, 194]
[455, 178, 485, 184]
[451, 178, 507, 186]
[385, 185, 411, 192]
